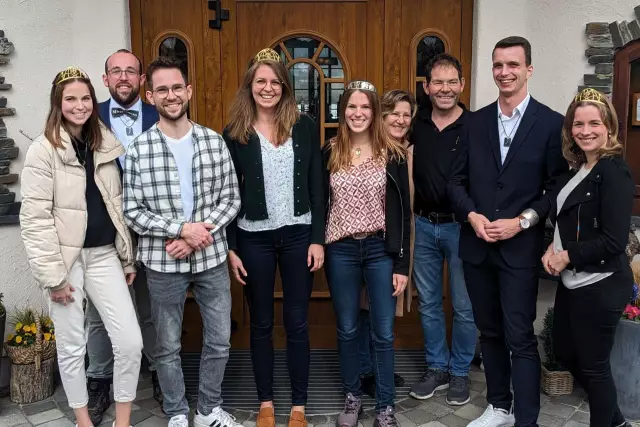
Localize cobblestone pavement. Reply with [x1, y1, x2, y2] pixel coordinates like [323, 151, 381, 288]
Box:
[2, 367, 638, 427]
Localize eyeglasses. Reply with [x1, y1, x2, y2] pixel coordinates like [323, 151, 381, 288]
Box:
[429, 79, 461, 90]
[388, 112, 413, 122]
[253, 78, 282, 90]
[108, 68, 139, 78]
[153, 84, 187, 98]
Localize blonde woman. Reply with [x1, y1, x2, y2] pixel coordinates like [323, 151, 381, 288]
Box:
[223, 48, 324, 427]
[20, 67, 141, 427]
[543, 88, 634, 427]
[323, 81, 410, 427]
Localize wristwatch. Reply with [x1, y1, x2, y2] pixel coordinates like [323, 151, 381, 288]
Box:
[519, 215, 531, 230]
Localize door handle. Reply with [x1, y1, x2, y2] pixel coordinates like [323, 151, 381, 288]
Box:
[208, 0, 230, 29]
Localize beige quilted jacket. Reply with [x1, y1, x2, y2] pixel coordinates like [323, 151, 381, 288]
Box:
[20, 126, 135, 290]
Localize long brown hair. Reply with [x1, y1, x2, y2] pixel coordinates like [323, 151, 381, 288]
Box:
[226, 59, 299, 145]
[562, 93, 622, 169]
[44, 72, 103, 149]
[328, 87, 406, 173]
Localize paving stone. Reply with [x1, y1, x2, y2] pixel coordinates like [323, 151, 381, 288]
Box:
[468, 381, 486, 393]
[402, 409, 436, 425]
[135, 387, 154, 401]
[134, 415, 169, 427]
[561, 421, 587, 427]
[27, 408, 65, 425]
[133, 397, 160, 411]
[539, 402, 576, 419]
[309, 415, 329, 425]
[0, 411, 30, 427]
[56, 398, 71, 412]
[470, 395, 487, 408]
[22, 399, 57, 415]
[568, 411, 589, 424]
[538, 413, 565, 427]
[360, 420, 374, 427]
[417, 423, 448, 427]
[399, 398, 423, 409]
[417, 401, 455, 418]
[578, 402, 589, 413]
[130, 409, 153, 425]
[453, 404, 485, 421]
[395, 413, 417, 427]
[37, 419, 74, 427]
[438, 414, 470, 427]
[149, 406, 166, 418]
[548, 393, 583, 408]
[468, 371, 485, 383]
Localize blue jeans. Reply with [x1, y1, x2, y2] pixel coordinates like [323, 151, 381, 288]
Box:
[145, 262, 231, 417]
[358, 310, 374, 376]
[412, 216, 476, 377]
[326, 235, 396, 411]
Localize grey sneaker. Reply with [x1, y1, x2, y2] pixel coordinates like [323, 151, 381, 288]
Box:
[337, 393, 362, 427]
[373, 407, 398, 427]
[446, 375, 470, 405]
[409, 369, 450, 400]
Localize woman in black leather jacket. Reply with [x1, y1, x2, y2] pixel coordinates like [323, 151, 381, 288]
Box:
[542, 88, 634, 427]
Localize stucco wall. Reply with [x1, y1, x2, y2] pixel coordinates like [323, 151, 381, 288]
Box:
[0, 0, 130, 337]
[471, 0, 638, 113]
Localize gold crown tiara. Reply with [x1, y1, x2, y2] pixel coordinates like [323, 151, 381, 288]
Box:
[573, 88, 606, 106]
[254, 48, 281, 63]
[346, 80, 377, 93]
[55, 66, 88, 85]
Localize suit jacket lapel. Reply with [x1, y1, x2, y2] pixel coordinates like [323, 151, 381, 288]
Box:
[141, 103, 158, 132]
[486, 102, 502, 170]
[98, 101, 111, 129]
[500, 98, 538, 173]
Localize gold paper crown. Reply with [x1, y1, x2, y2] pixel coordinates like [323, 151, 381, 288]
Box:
[573, 88, 606, 105]
[346, 80, 377, 93]
[55, 66, 88, 85]
[254, 48, 281, 63]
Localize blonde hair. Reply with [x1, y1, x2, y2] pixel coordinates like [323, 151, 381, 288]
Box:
[380, 90, 417, 119]
[327, 87, 406, 173]
[226, 59, 299, 145]
[562, 92, 622, 169]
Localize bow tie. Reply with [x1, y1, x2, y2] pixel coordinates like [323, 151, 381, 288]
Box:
[112, 108, 139, 121]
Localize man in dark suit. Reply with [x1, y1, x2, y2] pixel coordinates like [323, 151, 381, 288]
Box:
[86, 49, 160, 426]
[448, 37, 566, 427]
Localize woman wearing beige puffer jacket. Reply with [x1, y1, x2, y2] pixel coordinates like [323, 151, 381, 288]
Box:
[20, 66, 142, 427]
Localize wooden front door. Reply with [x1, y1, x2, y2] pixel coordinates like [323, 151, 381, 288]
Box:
[129, 0, 473, 351]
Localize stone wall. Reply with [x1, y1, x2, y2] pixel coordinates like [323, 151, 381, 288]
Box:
[0, 30, 18, 225]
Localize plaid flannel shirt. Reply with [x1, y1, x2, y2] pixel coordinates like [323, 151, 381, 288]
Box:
[123, 122, 240, 273]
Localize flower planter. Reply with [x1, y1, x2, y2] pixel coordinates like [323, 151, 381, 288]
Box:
[541, 365, 573, 396]
[611, 318, 640, 421]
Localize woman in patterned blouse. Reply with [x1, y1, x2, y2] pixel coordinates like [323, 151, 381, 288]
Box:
[222, 49, 325, 427]
[322, 81, 411, 427]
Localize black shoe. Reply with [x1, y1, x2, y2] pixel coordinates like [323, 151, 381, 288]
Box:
[446, 375, 470, 406]
[409, 369, 450, 400]
[151, 371, 163, 405]
[87, 377, 111, 426]
[361, 373, 376, 398]
[393, 373, 405, 387]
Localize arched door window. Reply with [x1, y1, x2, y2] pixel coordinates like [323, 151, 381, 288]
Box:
[410, 32, 447, 105]
[272, 35, 348, 143]
[156, 33, 195, 119]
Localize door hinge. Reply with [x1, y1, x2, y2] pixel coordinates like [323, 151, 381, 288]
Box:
[208, 0, 230, 30]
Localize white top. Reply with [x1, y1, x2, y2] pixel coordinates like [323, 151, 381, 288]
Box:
[497, 93, 530, 164]
[237, 130, 312, 232]
[109, 97, 143, 167]
[163, 128, 195, 221]
[553, 164, 613, 289]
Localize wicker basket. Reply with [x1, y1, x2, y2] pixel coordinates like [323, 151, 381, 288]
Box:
[4, 317, 56, 369]
[541, 365, 573, 396]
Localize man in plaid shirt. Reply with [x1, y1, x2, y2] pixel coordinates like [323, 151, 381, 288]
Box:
[123, 57, 242, 427]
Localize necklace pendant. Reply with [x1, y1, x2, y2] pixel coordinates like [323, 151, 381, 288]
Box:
[126, 127, 134, 136]
[354, 147, 361, 157]
[503, 137, 511, 147]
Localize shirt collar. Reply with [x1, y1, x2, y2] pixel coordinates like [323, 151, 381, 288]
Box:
[497, 92, 530, 119]
[109, 97, 142, 114]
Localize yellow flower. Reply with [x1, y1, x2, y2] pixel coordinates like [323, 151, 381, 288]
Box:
[7, 334, 14, 341]
[51, 334, 56, 341]
[15, 322, 22, 331]
[30, 323, 36, 330]
[15, 336, 22, 344]
[23, 325, 30, 333]
[44, 333, 51, 341]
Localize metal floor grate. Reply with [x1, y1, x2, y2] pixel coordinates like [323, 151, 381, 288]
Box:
[182, 349, 426, 415]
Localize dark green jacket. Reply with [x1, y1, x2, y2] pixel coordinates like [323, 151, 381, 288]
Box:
[222, 114, 325, 250]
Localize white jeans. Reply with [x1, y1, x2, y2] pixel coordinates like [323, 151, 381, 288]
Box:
[47, 244, 143, 408]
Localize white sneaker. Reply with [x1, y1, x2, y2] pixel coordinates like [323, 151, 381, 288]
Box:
[466, 404, 515, 427]
[169, 414, 189, 427]
[194, 406, 245, 427]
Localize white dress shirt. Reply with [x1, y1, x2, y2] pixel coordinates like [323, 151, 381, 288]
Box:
[497, 93, 530, 164]
[109, 97, 143, 166]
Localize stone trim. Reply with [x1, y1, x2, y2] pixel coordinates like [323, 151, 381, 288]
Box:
[0, 30, 19, 225]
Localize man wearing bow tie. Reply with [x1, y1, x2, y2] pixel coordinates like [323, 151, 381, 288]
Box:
[85, 49, 160, 427]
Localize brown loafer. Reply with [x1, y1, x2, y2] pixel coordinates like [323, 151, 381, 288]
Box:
[257, 406, 276, 427]
[288, 410, 307, 427]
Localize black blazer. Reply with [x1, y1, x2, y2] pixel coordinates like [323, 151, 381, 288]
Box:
[98, 99, 159, 133]
[448, 97, 568, 268]
[222, 114, 325, 250]
[549, 156, 634, 276]
[322, 144, 411, 276]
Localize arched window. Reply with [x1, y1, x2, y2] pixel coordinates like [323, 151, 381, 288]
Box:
[410, 32, 448, 105]
[155, 33, 195, 119]
[272, 35, 348, 143]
